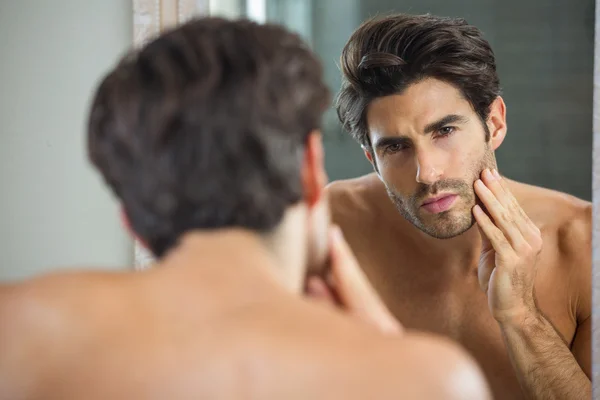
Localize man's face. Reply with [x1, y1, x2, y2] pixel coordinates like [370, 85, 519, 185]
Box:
[366, 78, 497, 239]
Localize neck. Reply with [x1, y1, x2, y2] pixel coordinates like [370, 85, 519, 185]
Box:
[412, 223, 482, 274]
[159, 217, 307, 294]
[261, 204, 310, 291]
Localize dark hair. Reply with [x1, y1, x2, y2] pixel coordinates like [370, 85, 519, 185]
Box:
[336, 13, 501, 147]
[87, 17, 330, 258]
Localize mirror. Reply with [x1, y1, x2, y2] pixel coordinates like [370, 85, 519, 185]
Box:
[132, 2, 596, 397]
[207, 0, 593, 200]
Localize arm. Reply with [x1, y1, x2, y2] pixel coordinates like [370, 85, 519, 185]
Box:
[499, 206, 592, 399]
[568, 205, 592, 379]
[499, 310, 590, 399]
[473, 170, 591, 399]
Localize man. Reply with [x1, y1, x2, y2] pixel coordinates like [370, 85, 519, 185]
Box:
[0, 18, 491, 400]
[331, 13, 592, 400]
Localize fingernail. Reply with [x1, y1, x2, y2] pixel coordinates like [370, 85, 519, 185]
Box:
[492, 169, 500, 179]
[484, 168, 495, 180]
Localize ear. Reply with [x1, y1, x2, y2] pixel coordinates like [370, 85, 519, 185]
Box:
[362, 145, 379, 174]
[120, 207, 149, 249]
[302, 131, 328, 207]
[363, 146, 374, 164]
[486, 96, 507, 151]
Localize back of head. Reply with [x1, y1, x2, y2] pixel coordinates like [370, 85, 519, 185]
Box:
[336, 13, 501, 147]
[88, 18, 330, 258]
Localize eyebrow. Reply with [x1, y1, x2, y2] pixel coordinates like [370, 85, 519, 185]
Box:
[372, 114, 470, 151]
[423, 114, 469, 134]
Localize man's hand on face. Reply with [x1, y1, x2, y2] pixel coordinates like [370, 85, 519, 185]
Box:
[305, 226, 403, 336]
[473, 168, 542, 324]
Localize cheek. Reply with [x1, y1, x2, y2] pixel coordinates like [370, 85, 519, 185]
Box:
[444, 135, 485, 178]
[378, 165, 418, 198]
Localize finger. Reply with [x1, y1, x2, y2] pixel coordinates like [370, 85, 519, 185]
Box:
[473, 204, 513, 255]
[305, 277, 338, 306]
[495, 171, 539, 229]
[328, 226, 379, 306]
[329, 226, 402, 335]
[488, 169, 541, 243]
[477, 252, 496, 294]
[489, 169, 530, 222]
[481, 169, 508, 203]
[477, 223, 493, 253]
[474, 179, 525, 249]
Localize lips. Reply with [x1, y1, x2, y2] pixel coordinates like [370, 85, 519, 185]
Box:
[422, 195, 450, 205]
[420, 194, 458, 214]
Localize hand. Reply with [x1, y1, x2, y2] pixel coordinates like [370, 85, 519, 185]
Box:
[473, 168, 542, 323]
[305, 225, 403, 335]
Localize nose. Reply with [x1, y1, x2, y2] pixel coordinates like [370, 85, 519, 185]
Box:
[415, 150, 442, 185]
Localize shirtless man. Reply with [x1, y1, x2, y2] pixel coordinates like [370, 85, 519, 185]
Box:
[330, 13, 592, 400]
[0, 18, 491, 400]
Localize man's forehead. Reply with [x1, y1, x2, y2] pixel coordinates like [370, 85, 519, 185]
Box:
[369, 79, 467, 118]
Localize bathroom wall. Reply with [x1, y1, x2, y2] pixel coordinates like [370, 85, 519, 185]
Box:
[0, 0, 134, 280]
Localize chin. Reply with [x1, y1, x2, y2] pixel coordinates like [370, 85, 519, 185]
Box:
[414, 209, 476, 239]
[422, 222, 475, 239]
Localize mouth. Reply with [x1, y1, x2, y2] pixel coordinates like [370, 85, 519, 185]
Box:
[420, 194, 458, 214]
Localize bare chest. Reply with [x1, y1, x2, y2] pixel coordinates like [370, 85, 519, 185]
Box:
[348, 236, 574, 400]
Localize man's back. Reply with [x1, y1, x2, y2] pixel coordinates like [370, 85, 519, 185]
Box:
[0, 233, 491, 400]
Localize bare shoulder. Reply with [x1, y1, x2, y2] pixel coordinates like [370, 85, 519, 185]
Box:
[326, 173, 379, 209]
[249, 299, 491, 400]
[511, 180, 591, 316]
[0, 269, 132, 398]
[549, 192, 592, 320]
[364, 333, 493, 400]
[0, 268, 133, 338]
[325, 173, 384, 226]
[521, 181, 590, 250]
[312, 329, 491, 399]
[0, 268, 132, 316]
[510, 179, 591, 246]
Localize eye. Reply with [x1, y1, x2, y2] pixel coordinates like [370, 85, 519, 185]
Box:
[385, 143, 405, 154]
[438, 126, 456, 137]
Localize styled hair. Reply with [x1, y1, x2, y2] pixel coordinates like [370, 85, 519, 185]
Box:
[336, 13, 501, 147]
[87, 17, 330, 258]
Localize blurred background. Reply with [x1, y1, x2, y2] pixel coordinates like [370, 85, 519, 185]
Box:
[208, 0, 594, 201]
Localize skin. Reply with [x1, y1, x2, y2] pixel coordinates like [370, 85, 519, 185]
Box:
[0, 133, 492, 400]
[328, 78, 592, 399]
